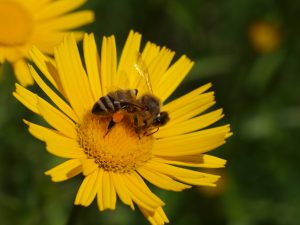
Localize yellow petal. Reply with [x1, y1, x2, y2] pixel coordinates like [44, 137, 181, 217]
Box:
[12, 59, 34, 86]
[137, 166, 191, 191]
[157, 109, 224, 138]
[163, 92, 215, 126]
[111, 173, 134, 210]
[123, 172, 164, 212]
[144, 160, 219, 180]
[54, 35, 94, 119]
[35, 0, 87, 20]
[156, 55, 194, 102]
[139, 206, 169, 225]
[75, 170, 99, 206]
[100, 35, 117, 94]
[29, 65, 78, 122]
[100, 171, 116, 210]
[134, 43, 175, 96]
[141, 42, 160, 67]
[83, 33, 102, 101]
[38, 11, 94, 31]
[45, 159, 82, 182]
[14, 83, 77, 139]
[19, 0, 51, 12]
[155, 154, 226, 169]
[174, 176, 219, 187]
[29, 46, 59, 89]
[117, 30, 142, 88]
[32, 31, 84, 55]
[36, 97, 77, 139]
[96, 170, 117, 212]
[153, 125, 230, 156]
[81, 158, 98, 176]
[162, 83, 212, 110]
[23, 120, 84, 158]
[147, 47, 175, 92]
[96, 169, 104, 211]
[13, 84, 39, 114]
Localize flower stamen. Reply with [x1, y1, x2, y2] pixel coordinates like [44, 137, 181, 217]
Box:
[77, 113, 154, 173]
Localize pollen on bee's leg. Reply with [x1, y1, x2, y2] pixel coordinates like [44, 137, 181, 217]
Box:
[76, 112, 154, 173]
[112, 111, 124, 123]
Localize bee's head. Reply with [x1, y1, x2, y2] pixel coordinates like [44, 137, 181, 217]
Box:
[152, 111, 169, 127]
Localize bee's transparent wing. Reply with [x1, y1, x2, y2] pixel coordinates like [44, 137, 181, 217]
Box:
[105, 86, 145, 110]
[132, 52, 153, 95]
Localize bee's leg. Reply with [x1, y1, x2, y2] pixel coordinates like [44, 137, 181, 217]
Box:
[142, 120, 148, 136]
[133, 115, 141, 139]
[103, 119, 116, 137]
[145, 127, 159, 136]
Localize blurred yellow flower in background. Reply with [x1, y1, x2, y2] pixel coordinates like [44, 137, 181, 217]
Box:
[248, 21, 282, 54]
[14, 31, 231, 225]
[0, 0, 94, 86]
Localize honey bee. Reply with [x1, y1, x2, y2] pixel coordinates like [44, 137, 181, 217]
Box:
[92, 54, 169, 136]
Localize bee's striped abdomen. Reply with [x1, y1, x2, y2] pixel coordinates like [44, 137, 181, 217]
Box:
[92, 89, 138, 115]
[92, 95, 114, 114]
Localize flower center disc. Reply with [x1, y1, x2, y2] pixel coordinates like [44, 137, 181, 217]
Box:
[0, 1, 33, 46]
[77, 113, 154, 173]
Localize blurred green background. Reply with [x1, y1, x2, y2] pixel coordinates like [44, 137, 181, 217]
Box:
[1, 0, 300, 224]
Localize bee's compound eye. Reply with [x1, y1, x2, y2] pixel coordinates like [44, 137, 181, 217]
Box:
[153, 111, 169, 126]
[159, 111, 170, 125]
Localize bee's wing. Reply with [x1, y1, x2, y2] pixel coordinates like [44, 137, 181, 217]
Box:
[133, 52, 153, 95]
[107, 89, 145, 110]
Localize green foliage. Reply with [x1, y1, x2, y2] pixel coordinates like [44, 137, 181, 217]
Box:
[1, 0, 300, 224]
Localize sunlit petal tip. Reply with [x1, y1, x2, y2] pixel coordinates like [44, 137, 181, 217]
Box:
[21, 119, 44, 141]
[83, 32, 89, 40]
[218, 108, 224, 114]
[206, 183, 217, 187]
[22, 119, 30, 126]
[13, 83, 39, 114]
[221, 162, 227, 167]
[206, 82, 213, 88]
[29, 46, 52, 69]
[88, 10, 95, 22]
[140, 206, 170, 225]
[226, 132, 234, 138]
[129, 29, 141, 36]
[45, 159, 82, 182]
[13, 60, 34, 86]
[210, 157, 227, 167]
[64, 33, 75, 45]
[75, 170, 99, 206]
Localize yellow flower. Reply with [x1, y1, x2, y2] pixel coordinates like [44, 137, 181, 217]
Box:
[0, 0, 94, 86]
[14, 31, 231, 225]
[248, 21, 282, 54]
